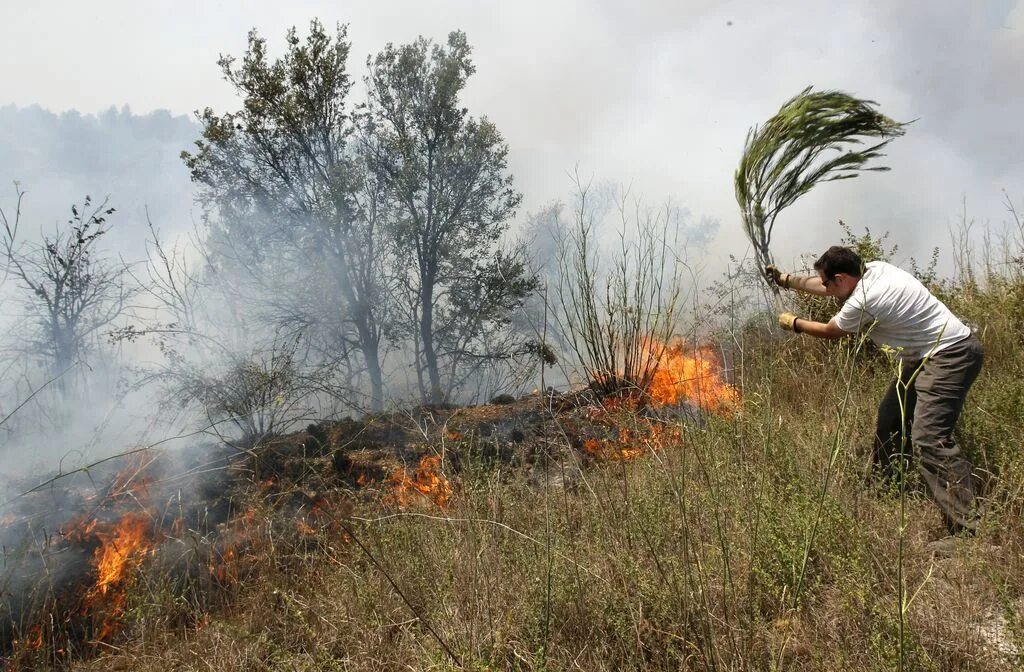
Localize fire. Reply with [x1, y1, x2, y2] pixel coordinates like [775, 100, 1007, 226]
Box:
[583, 436, 645, 461]
[54, 511, 161, 643]
[92, 513, 153, 595]
[384, 455, 452, 509]
[578, 341, 735, 463]
[211, 548, 238, 585]
[11, 625, 44, 651]
[51, 456, 169, 645]
[646, 341, 738, 414]
[582, 424, 681, 462]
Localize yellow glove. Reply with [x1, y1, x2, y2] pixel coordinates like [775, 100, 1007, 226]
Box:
[764, 264, 791, 289]
[778, 312, 800, 332]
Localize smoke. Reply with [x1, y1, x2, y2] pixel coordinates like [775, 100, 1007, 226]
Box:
[0, 0, 1017, 522]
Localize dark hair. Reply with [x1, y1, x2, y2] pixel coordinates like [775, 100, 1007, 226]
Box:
[813, 246, 864, 279]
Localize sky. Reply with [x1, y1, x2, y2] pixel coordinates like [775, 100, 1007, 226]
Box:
[2, 0, 1023, 274]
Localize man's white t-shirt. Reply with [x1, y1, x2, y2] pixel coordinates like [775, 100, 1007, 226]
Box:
[832, 261, 971, 359]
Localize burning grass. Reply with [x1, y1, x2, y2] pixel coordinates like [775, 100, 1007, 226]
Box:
[0, 334, 742, 668]
[383, 455, 453, 509]
[0, 447, 249, 666]
[646, 341, 738, 414]
[590, 339, 739, 415]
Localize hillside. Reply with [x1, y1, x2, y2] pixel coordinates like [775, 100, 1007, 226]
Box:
[3, 306, 1024, 670]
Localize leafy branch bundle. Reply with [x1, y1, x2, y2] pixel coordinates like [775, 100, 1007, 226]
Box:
[734, 86, 907, 292]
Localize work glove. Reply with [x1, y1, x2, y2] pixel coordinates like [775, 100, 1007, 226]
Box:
[778, 312, 800, 332]
[764, 264, 791, 289]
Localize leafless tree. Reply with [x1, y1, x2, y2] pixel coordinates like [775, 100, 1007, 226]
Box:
[555, 178, 686, 398]
[2, 189, 133, 394]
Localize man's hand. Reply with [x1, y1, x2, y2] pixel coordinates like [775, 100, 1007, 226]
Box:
[778, 312, 800, 332]
[764, 264, 790, 289]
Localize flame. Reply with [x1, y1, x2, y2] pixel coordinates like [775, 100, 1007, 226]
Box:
[101, 451, 158, 506]
[583, 436, 645, 461]
[384, 455, 452, 509]
[12, 625, 44, 651]
[211, 548, 238, 585]
[55, 456, 168, 644]
[93, 513, 153, 595]
[68, 512, 160, 642]
[61, 515, 99, 543]
[646, 341, 738, 414]
[582, 425, 681, 462]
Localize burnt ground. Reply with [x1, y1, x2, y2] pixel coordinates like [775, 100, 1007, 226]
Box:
[0, 389, 699, 665]
[259, 388, 702, 498]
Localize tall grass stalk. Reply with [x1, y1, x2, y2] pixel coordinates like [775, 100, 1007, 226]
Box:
[791, 330, 870, 607]
[894, 356, 915, 672]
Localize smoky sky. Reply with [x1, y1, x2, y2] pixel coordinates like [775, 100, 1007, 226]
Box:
[1, 0, 1021, 271]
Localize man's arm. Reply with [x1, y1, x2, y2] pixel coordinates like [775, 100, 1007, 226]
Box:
[765, 265, 828, 296]
[794, 317, 849, 339]
[784, 274, 828, 297]
[779, 313, 851, 340]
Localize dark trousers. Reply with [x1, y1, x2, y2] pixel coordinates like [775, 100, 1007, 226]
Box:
[873, 334, 984, 533]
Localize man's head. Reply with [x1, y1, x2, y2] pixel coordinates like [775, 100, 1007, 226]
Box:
[813, 246, 863, 300]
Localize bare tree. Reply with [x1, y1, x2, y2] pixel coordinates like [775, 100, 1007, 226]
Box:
[2, 190, 132, 393]
[555, 178, 686, 398]
[115, 217, 361, 446]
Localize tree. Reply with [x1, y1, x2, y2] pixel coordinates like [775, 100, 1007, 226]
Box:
[2, 190, 131, 393]
[364, 31, 536, 404]
[182, 20, 392, 411]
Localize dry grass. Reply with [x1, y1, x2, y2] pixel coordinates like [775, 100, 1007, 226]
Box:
[6, 222, 1020, 671]
[55, 318, 1024, 671]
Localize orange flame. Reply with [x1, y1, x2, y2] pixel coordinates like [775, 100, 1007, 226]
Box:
[11, 624, 44, 651]
[583, 424, 681, 462]
[55, 455, 170, 643]
[646, 341, 738, 414]
[93, 513, 153, 595]
[583, 436, 646, 461]
[68, 512, 160, 641]
[211, 548, 238, 585]
[384, 455, 452, 509]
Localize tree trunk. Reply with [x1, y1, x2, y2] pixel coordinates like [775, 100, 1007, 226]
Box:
[52, 319, 75, 396]
[360, 331, 384, 413]
[419, 278, 443, 405]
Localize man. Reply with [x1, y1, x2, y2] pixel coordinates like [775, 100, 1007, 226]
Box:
[767, 246, 984, 534]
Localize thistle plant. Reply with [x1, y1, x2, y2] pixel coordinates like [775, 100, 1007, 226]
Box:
[735, 87, 907, 293]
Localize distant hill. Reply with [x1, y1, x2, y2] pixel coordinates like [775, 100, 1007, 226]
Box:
[0, 104, 200, 260]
